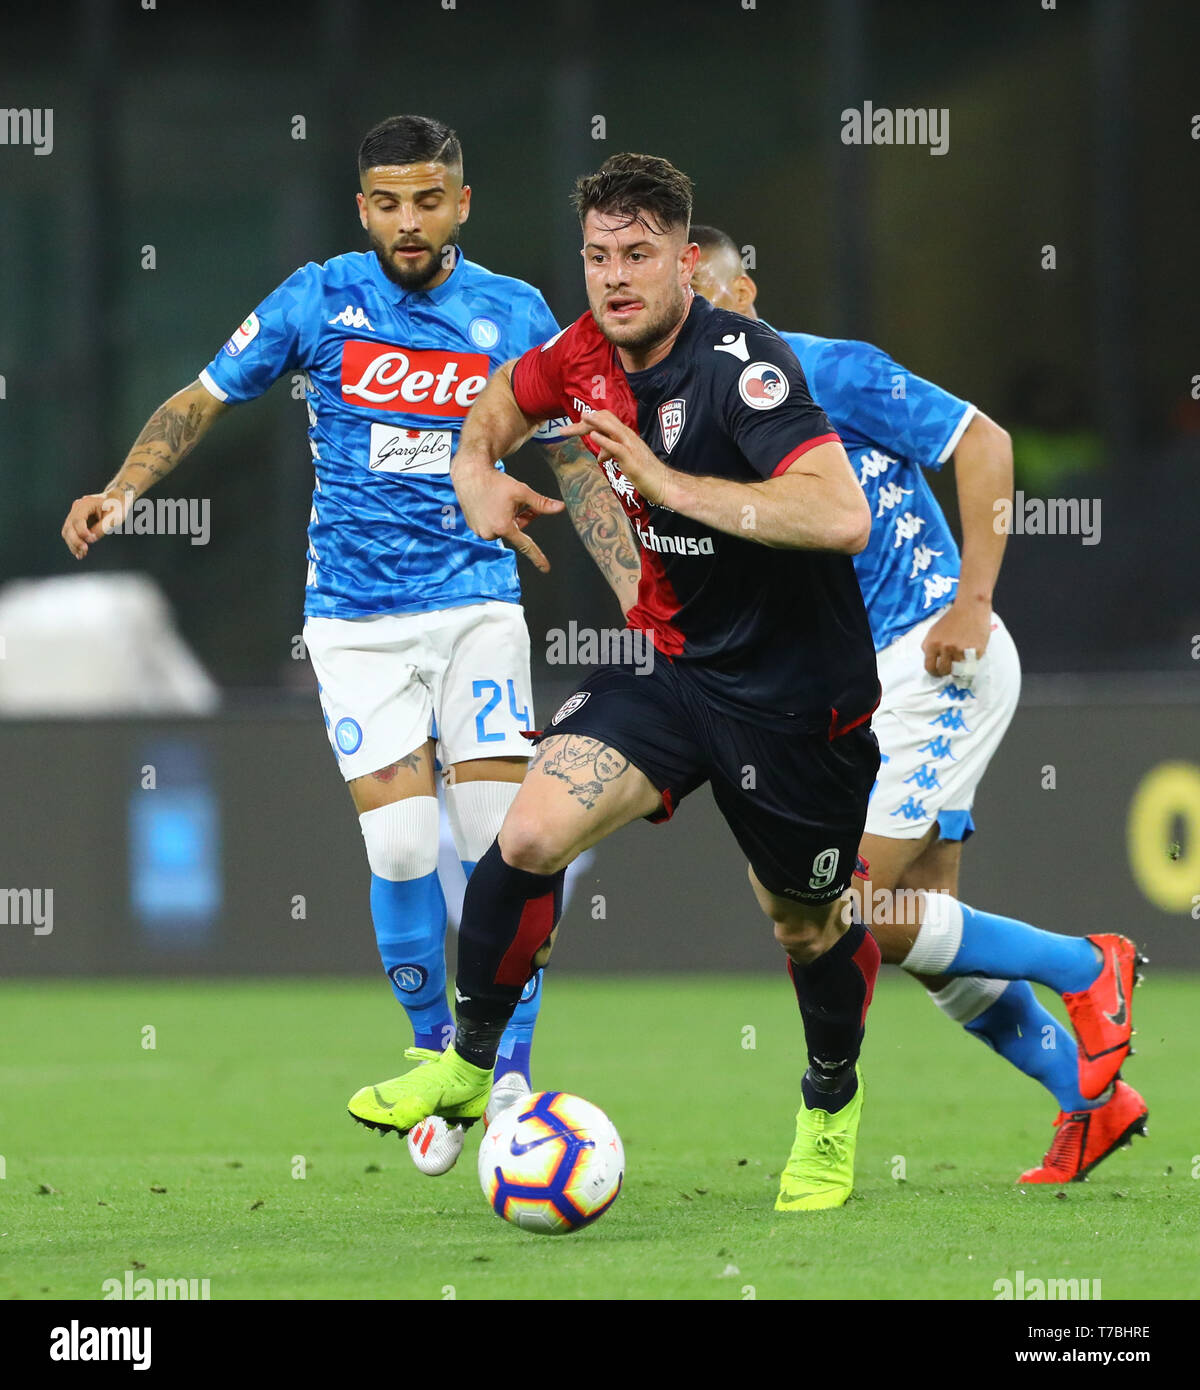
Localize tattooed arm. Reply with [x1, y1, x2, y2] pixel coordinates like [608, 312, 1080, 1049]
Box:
[541, 436, 641, 617]
[61, 379, 227, 558]
[451, 361, 565, 573]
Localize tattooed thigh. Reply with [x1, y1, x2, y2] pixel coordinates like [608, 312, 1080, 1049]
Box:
[348, 739, 436, 813]
[529, 734, 631, 811]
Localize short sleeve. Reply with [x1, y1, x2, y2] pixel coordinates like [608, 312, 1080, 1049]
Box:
[199, 263, 323, 404]
[510, 324, 570, 423]
[718, 328, 841, 479]
[508, 292, 571, 443]
[804, 338, 975, 470]
[510, 289, 561, 359]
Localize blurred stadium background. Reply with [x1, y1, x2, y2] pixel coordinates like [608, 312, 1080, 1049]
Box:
[1, 0, 1198, 983]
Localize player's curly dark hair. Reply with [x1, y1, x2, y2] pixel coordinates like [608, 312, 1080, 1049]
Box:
[572, 153, 693, 236]
[357, 115, 462, 175]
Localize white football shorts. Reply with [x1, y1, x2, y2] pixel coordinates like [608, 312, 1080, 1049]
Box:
[304, 600, 534, 782]
[865, 608, 1021, 842]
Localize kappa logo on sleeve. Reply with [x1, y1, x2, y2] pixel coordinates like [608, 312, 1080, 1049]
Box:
[223, 312, 261, 356]
[737, 362, 790, 410]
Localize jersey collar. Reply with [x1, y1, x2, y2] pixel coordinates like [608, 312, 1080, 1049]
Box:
[366, 245, 467, 304]
[622, 292, 712, 384]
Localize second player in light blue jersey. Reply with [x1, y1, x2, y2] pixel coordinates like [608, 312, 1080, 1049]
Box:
[61, 116, 641, 1177]
[198, 245, 562, 620]
[772, 331, 973, 656]
[690, 227, 1147, 1184]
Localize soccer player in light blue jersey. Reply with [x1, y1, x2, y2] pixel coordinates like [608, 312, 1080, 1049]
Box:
[691, 227, 1147, 1184]
[61, 115, 640, 1175]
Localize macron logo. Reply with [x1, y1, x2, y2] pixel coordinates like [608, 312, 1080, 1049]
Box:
[328, 304, 375, 331]
[713, 332, 749, 362]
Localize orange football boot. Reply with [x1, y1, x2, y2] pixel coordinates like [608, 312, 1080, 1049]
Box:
[1062, 933, 1146, 1099]
[1018, 1080, 1148, 1183]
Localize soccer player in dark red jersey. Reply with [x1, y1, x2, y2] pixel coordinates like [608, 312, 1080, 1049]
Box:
[689, 226, 1147, 1184]
[348, 154, 883, 1210]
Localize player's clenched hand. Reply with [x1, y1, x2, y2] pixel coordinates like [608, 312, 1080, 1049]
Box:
[564, 411, 674, 508]
[452, 464, 564, 573]
[61, 492, 130, 560]
[922, 598, 992, 678]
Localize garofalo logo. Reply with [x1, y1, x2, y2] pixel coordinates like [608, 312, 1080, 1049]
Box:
[0, 107, 53, 155]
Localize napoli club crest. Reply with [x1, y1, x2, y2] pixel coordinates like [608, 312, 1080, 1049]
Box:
[738, 362, 790, 410]
[658, 397, 686, 453]
[334, 717, 363, 755]
[468, 316, 501, 349]
[389, 964, 428, 994]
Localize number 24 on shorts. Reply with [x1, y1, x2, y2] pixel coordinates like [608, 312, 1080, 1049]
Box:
[473, 679, 531, 743]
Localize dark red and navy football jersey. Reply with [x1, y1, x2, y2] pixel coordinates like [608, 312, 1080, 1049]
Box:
[511, 294, 879, 731]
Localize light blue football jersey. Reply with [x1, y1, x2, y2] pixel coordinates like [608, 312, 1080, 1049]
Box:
[200, 249, 563, 619]
[776, 330, 976, 653]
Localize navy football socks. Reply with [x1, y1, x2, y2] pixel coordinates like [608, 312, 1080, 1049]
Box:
[454, 842, 563, 1070]
[788, 918, 881, 1114]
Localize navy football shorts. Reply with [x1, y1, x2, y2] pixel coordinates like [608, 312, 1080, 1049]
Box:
[537, 659, 879, 904]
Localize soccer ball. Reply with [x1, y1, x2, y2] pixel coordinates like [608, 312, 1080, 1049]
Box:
[478, 1091, 624, 1234]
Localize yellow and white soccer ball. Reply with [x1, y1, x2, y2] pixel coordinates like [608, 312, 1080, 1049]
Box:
[478, 1091, 624, 1234]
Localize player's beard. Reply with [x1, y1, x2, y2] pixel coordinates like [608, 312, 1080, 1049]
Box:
[370, 223, 460, 290]
[594, 282, 689, 354]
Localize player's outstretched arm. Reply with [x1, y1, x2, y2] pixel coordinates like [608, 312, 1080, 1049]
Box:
[670, 438, 871, 552]
[451, 361, 564, 573]
[61, 379, 227, 559]
[566, 412, 870, 554]
[541, 437, 641, 616]
[921, 409, 1013, 675]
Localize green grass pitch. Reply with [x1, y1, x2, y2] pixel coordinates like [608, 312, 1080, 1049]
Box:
[2, 973, 1197, 1301]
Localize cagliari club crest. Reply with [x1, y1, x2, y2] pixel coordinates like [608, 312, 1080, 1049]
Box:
[658, 398, 686, 454]
[551, 690, 591, 725]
